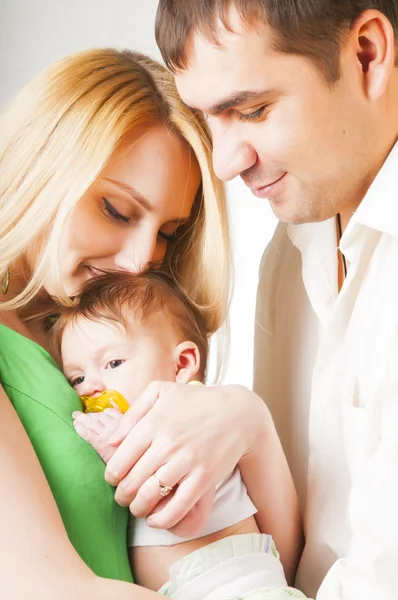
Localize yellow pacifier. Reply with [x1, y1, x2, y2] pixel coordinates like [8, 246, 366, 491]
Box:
[80, 389, 130, 414]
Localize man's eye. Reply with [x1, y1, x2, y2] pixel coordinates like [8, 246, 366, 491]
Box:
[107, 359, 124, 369]
[71, 376, 85, 387]
[102, 197, 130, 224]
[239, 105, 267, 122]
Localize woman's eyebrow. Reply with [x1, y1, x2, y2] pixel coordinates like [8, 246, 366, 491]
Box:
[104, 176, 191, 224]
[104, 177, 152, 212]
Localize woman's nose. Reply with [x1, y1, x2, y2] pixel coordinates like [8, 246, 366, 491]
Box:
[114, 231, 167, 274]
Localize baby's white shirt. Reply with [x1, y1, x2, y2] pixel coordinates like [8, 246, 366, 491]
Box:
[128, 467, 257, 547]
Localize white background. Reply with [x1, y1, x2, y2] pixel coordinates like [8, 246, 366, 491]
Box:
[0, 0, 277, 388]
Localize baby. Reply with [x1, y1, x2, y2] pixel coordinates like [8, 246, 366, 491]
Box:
[52, 271, 309, 600]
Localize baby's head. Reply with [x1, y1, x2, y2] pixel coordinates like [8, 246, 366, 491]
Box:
[52, 272, 208, 403]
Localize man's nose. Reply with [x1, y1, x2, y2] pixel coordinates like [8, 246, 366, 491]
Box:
[211, 123, 257, 182]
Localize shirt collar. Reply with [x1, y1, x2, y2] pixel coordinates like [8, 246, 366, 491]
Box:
[287, 218, 339, 325]
[352, 140, 398, 238]
[288, 139, 398, 254]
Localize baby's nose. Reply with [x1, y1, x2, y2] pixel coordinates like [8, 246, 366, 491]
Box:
[79, 379, 106, 398]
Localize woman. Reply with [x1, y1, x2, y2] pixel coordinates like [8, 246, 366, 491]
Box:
[0, 48, 289, 598]
[0, 47, 232, 597]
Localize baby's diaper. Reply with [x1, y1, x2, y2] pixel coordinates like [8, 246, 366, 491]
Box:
[159, 533, 310, 600]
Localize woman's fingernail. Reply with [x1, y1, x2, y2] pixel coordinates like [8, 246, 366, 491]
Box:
[146, 518, 156, 527]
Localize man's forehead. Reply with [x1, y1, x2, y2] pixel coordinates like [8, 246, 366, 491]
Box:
[175, 21, 283, 113]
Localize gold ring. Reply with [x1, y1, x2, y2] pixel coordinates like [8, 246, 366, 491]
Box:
[154, 474, 173, 497]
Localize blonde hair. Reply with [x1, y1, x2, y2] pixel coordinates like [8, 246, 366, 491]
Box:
[0, 48, 231, 340]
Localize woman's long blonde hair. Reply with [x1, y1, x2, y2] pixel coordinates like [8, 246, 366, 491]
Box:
[0, 48, 231, 339]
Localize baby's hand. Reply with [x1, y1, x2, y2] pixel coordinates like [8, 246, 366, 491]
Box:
[73, 408, 123, 464]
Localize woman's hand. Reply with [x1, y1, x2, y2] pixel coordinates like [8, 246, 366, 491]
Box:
[104, 381, 270, 531]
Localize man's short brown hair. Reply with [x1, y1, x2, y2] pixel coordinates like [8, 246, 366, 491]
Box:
[51, 271, 209, 380]
[156, 0, 398, 82]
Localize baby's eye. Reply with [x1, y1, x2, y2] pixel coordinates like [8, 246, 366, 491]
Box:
[71, 375, 85, 387]
[106, 359, 125, 370]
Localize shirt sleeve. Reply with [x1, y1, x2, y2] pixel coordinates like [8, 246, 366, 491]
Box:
[317, 371, 398, 600]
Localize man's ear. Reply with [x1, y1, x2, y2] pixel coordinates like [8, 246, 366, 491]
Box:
[173, 341, 201, 384]
[349, 9, 396, 100]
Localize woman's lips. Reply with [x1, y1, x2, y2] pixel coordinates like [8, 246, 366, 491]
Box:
[85, 265, 105, 278]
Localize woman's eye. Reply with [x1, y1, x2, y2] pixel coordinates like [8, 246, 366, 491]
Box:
[158, 230, 175, 242]
[71, 375, 85, 387]
[103, 197, 130, 224]
[107, 359, 124, 370]
[240, 105, 267, 122]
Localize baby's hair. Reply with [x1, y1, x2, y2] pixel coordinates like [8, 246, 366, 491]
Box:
[51, 271, 209, 380]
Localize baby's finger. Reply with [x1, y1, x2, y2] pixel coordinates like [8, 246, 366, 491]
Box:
[73, 418, 100, 445]
[98, 408, 123, 425]
[73, 411, 103, 429]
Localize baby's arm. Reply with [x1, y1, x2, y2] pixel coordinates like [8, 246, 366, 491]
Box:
[239, 419, 303, 585]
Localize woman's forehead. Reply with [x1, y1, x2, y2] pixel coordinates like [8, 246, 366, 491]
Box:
[101, 125, 200, 216]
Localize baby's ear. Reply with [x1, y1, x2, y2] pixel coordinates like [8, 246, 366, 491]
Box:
[173, 341, 201, 384]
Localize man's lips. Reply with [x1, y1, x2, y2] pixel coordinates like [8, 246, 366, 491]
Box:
[247, 172, 287, 198]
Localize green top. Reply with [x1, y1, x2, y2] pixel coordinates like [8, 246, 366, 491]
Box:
[0, 324, 133, 582]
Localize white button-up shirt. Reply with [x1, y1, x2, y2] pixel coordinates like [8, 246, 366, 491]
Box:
[254, 142, 398, 600]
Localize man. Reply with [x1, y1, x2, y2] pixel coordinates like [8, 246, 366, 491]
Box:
[155, 1, 398, 598]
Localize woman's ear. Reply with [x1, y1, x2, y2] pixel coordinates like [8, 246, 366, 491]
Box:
[173, 341, 201, 383]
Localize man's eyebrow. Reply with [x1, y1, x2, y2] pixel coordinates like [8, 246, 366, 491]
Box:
[204, 89, 275, 116]
[104, 177, 152, 212]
